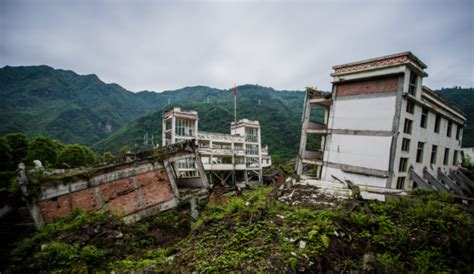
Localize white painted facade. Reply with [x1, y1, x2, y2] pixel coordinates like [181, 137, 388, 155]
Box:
[163, 108, 270, 185]
[297, 52, 467, 193]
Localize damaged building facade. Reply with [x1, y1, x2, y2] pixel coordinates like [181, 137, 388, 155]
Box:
[297, 52, 472, 196]
[19, 140, 210, 227]
[162, 107, 271, 187]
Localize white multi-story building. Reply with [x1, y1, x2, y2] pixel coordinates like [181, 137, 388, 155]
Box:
[297, 52, 472, 196]
[162, 107, 269, 186]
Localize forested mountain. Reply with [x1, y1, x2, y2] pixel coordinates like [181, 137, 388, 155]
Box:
[93, 85, 304, 161]
[436, 87, 474, 147]
[1, 65, 472, 162]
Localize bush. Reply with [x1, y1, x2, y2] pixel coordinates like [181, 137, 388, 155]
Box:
[56, 144, 96, 168]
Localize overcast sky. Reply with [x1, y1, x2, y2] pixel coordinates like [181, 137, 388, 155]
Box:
[1, 0, 472, 92]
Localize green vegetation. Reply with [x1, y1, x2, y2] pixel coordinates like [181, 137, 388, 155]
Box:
[94, 84, 305, 162]
[56, 144, 96, 168]
[7, 209, 191, 273]
[437, 87, 474, 147]
[1, 66, 473, 162]
[0, 133, 97, 207]
[6, 188, 473, 272]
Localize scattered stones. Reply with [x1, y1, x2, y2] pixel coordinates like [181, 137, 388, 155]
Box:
[362, 252, 375, 271]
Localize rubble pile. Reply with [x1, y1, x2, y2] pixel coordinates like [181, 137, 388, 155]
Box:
[277, 178, 352, 209]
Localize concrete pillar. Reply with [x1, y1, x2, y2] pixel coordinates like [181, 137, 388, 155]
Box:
[296, 95, 311, 175]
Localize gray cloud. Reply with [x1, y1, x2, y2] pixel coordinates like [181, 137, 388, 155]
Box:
[1, 0, 472, 92]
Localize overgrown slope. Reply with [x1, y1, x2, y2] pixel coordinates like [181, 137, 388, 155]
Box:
[6, 188, 473, 273]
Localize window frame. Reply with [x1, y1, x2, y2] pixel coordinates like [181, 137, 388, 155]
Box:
[420, 107, 428, 128]
[408, 72, 417, 96]
[406, 100, 415, 114]
[447, 121, 452, 137]
[434, 114, 441, 133]
[416, 142, 424, 163]
[401, 138, 411, 152]
[443, 148, 450, 165]
[430, 145, 438, 165]
[404, 119, 413, 134]
[399, 157, 408, 172]
[396, 177, 406, 190]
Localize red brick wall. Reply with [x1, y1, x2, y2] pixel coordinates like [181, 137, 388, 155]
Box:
[336, 76, 399, 97]
[36, 168, 176, 222]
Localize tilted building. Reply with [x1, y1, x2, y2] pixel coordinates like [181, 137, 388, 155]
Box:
[297, 52, 472, 196]
[162, 107, 270, 186]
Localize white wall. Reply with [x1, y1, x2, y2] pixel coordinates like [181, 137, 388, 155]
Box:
[324, 134, 392, 171]
[332, 95, 396, 131]
[321, 93, 396, 188]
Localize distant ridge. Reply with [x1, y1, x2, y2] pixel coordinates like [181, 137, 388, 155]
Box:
[1, 65, 472, 161]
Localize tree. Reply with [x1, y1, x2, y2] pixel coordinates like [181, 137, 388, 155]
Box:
[101, 152, 114, 163]
[5, 132, 29, 165]
[120, 145, 130, 154]
[56, 144, 96, 168]
[27, 136, 65, 167]
[0, 137, 13, 171]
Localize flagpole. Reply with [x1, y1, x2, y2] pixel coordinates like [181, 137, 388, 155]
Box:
[234, 84, 237, 122]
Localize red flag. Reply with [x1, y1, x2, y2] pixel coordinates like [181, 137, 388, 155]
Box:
[234, 85, 237, 97]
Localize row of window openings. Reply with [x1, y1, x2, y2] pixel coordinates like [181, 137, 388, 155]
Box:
[175, 119, 195, 137]
[399, 140, 459, 172]
[405, 103, 462, 139]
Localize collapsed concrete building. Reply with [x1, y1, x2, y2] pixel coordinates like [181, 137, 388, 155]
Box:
[297, 52, 473, 198]
[162, 107, 271, 187]
[18, 140, 209, 227]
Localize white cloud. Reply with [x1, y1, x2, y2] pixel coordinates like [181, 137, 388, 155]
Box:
[1, 0, 472, 92]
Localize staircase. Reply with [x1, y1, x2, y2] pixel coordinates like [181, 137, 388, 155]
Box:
[0, 203, 36, 271]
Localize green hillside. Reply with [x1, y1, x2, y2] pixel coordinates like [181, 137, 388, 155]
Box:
[0, 65, 165, 145]
[436, 87, 474, 147]
[1, 66, 473, 162]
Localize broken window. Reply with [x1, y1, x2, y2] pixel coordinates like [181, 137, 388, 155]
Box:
[447, 121, 452, 137]
[399, 157, 408, 172]
[246, 157, 259, 168]
[175, 118, 195, 137]
[456, 125, 462, 140]
[408, 72, 417, 96]
[443, 148, 450, 165]
[245, 144, 259, 155]
[404, 119, 413, 134]
[401, 138, 410, 152]
[245, 127, 258, 142]
[396, 177, 406, 190]
[406, 100, 415, 114]
[416, 142, 424, 163]
[434, 114, 441, 133]
[165, 119, 172, 130]
[453, 151, 458, 165]
[430, 145, 438, 164]
[420, 107, 428, 128]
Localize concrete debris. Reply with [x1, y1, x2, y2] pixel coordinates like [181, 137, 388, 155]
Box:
[362, 252, 375, 271]
[278, 181, 345, 209]
[299, 240, 307, 249]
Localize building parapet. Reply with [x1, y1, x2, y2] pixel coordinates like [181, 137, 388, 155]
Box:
[231, 119, 260, 129]
[198, 131, 245, 143]
[421, 86, 466, 120]
[163, 107, 198, 120]
[331, 51, 428, 77]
